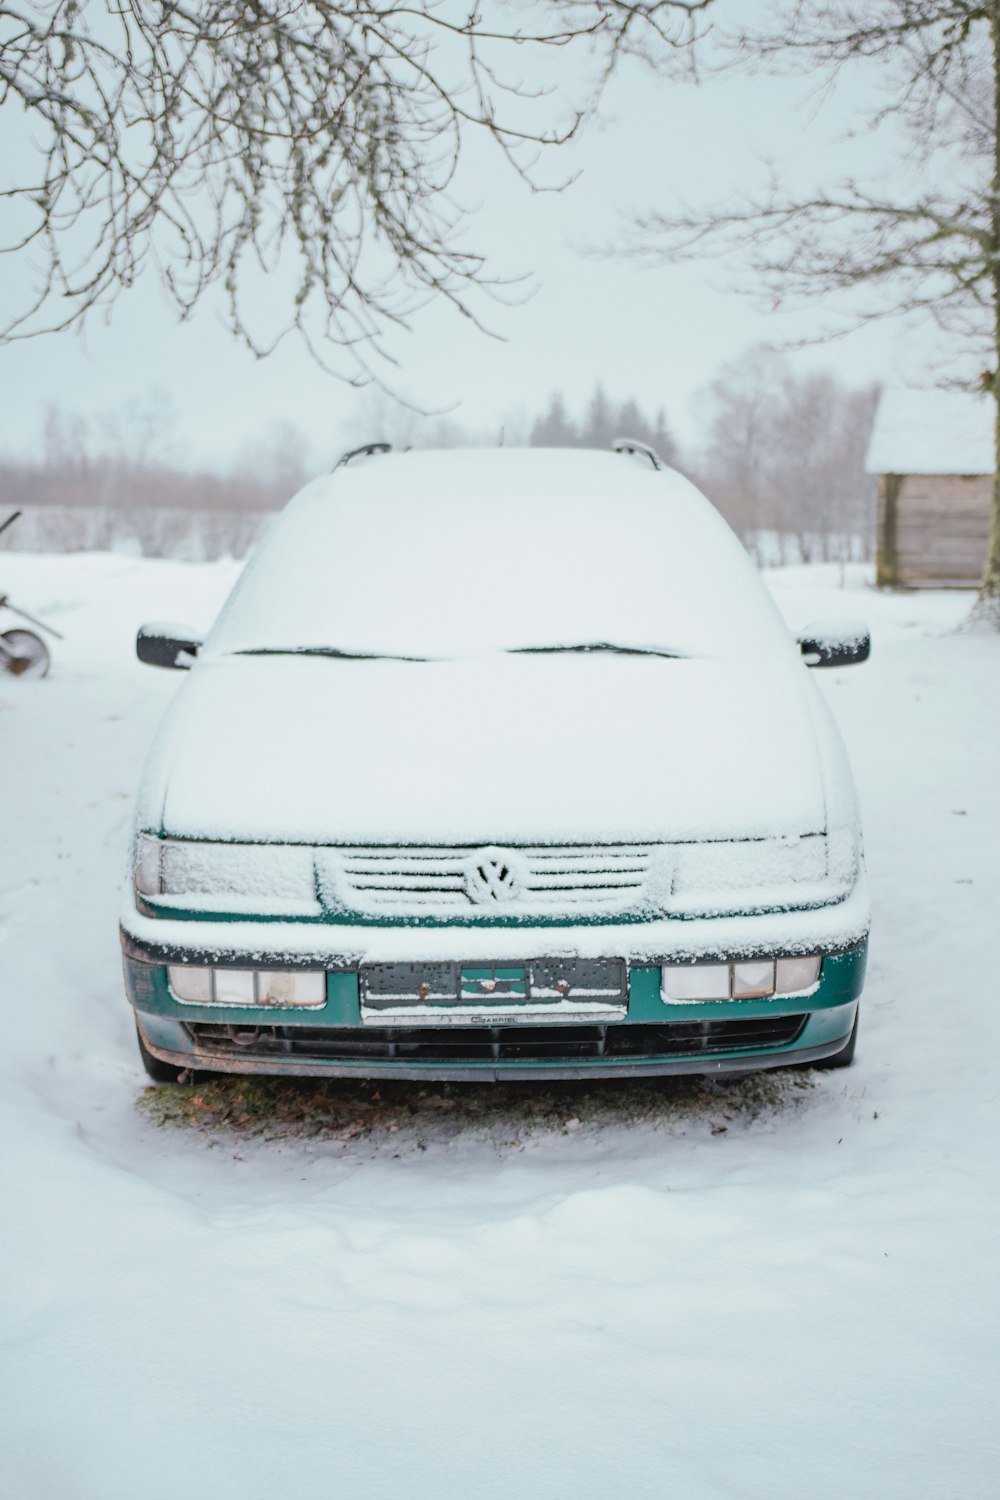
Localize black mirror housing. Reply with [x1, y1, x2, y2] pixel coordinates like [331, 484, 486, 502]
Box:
[797, 620, 871, 669]
[136, 623, 203, 670]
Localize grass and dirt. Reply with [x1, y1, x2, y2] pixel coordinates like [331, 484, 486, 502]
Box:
[138, 1068, 813, 1147]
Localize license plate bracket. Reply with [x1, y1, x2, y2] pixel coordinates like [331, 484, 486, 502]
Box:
[360, 958, 627, 1022]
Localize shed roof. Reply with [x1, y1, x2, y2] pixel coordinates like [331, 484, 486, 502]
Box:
[865, 389, 993, 476]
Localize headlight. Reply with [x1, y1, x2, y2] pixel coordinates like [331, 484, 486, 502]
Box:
[134, 835, 320, 916]
[670, 834, 856, 915]
[168, 965, 326, 1008]
[662, 954, 821, 1002]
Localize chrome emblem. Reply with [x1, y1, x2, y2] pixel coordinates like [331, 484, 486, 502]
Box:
[465, 848, 522, 904]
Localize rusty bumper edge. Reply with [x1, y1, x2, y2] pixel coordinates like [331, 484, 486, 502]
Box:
[136, 1019, 854, 1084]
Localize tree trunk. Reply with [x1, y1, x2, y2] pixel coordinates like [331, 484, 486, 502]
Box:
[979, 0, 1000, 617]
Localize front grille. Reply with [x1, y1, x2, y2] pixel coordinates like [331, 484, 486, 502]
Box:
[185, 1015, 807, 1065]
[317, 845, 659, 917]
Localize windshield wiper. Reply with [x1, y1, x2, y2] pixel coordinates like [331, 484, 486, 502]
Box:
[235, 643, 685, 663]
[509, 642, 685, 660]
[235, 647, 427, 661]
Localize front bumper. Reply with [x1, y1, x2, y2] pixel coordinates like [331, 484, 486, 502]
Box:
[125, 943, 868, 1082]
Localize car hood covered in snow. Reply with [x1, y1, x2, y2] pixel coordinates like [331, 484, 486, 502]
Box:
[138, 651, 847, 846]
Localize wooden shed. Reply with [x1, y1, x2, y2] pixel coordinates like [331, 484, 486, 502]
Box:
[866, 390, 993, 588]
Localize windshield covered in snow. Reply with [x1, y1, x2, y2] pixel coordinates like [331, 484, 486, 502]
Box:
[204, 449, 796, 662]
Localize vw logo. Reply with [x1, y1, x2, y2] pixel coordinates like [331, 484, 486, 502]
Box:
[465, 848, 522, 904]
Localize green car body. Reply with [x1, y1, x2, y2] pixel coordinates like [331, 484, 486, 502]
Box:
[125, 941, 866, 1082]
[122, 447, 871, 1082]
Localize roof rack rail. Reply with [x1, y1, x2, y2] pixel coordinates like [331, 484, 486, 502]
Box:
[612, 438, 663, 471]
[333, 441, 391, 471]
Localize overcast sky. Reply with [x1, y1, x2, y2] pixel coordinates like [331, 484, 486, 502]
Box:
[0, 14, 945, 473]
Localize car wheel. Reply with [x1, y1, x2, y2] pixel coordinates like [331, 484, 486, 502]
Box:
[813, 1008, 859, 1069]
[135, 1022, 194, 1083]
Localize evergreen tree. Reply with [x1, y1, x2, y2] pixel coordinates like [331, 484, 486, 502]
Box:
[530, 392, 577, 447]
[581, 384, 617, 449]
[649, 407, 680, 468]
[615, 398, 645, 443]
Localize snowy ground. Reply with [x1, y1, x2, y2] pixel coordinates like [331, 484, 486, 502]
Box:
[0, 552, 997, 1499]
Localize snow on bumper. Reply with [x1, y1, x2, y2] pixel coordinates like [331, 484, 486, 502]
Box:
[120, 867, 870, 968]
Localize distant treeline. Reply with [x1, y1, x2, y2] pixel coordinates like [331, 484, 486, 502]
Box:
[690, 349, 881, 565]
[0, 396, 309, 559]
[367, 360, 880, 565]
[528, 386, 679, 465]
[1, 351, 879, 563]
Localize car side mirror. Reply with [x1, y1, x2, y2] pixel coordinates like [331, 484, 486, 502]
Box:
[136, 623, 203, 670]
[797, 620, 870, 668]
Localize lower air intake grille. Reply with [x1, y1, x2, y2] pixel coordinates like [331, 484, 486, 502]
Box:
[185, 1015, 806, 1065]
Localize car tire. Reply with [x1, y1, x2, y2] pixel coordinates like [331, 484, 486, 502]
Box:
[813, 1008, 859, 1069]
[135, 1022, 193, 1083]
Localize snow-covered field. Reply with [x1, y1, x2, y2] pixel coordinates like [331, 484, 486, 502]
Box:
[0, 552, 997, 1499]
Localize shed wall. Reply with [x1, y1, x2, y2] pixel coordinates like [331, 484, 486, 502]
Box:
[876, 472, 990, 587]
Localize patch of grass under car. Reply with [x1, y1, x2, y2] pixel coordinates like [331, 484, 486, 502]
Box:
[138, 1068, 815, 1148]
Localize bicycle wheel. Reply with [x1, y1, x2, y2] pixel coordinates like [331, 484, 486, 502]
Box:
[0, 628, 51, 678]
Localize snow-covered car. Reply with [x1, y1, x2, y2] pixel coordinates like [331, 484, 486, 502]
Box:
[122, 444, 870, 1082]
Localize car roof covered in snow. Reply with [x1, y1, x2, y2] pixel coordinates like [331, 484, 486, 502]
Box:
[865, 389, 992, 476]
[203, 447, 796, 662]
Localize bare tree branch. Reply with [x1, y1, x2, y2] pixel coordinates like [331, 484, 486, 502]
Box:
[0, 0, 712, 380]
[621, 0, 1000, 610]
